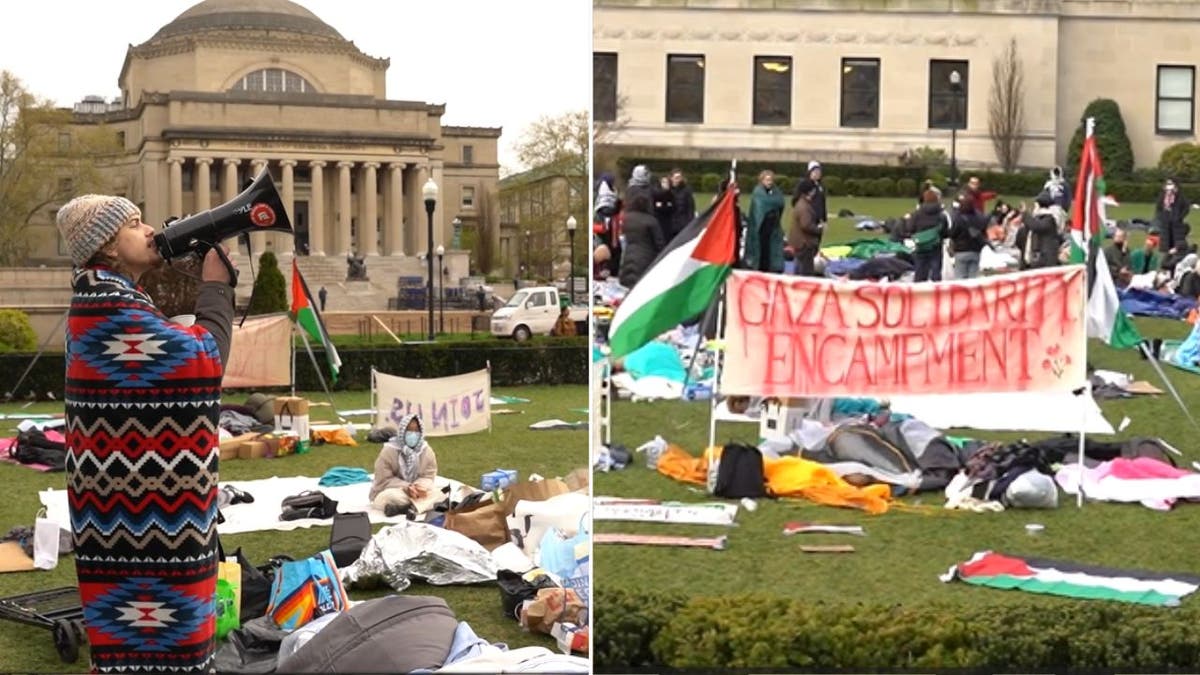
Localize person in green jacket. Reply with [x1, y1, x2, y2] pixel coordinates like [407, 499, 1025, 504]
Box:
[744, 170, 786, 273]
[1130, 230, 1163, 275]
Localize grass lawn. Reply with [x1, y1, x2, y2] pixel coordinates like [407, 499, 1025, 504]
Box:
[0, 385, 587, 673]
[594, 316, 1200, 616]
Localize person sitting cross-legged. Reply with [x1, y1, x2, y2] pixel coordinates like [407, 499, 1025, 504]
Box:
[370, 413, 440, 519]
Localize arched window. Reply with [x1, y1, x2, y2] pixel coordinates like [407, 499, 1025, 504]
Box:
[230, 68, 315, 94]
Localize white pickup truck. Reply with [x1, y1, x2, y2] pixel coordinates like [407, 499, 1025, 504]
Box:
[490, 286, 588, 341]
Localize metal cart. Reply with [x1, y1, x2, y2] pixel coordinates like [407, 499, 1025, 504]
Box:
[0, 586, 87, 663]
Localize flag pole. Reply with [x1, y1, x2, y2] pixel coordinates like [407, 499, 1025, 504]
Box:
[290, 321, 298, 398]
[706, 159, 739, 493]
[1076, 116, 1097, 508]
[298, 326, 343, 424]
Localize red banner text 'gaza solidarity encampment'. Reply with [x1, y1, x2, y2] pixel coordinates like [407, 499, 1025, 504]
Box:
[722, 267, 1087, 398]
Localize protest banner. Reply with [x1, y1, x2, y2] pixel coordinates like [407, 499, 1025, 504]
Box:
[224, 314, 292, 388]
[373, 368, 491, 436]
[722, 267, 1086, 398]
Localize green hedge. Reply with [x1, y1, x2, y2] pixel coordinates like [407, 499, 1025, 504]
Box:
[595, 589, 1200, 670]
[0, 339, 588, 397]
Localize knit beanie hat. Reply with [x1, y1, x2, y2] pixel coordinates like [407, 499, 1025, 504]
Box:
[56, 195, 141, 267]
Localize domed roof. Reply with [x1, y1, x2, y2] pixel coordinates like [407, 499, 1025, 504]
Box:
[149, 0, 344, 42]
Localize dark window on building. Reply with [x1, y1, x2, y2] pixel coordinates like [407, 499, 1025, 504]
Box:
[463, 145, 474, 164]
[840, 58, 880, 128]
[182, 164, 194, 192]
[929, 59, 969, 130]
[666, 54, 705, 124]
[1157, 65, 1195, 134]
[295, 167, 311, 183]
[753, 56, 792, 126]
[209, 168, 220, 192]
[594, 52, 618, 122]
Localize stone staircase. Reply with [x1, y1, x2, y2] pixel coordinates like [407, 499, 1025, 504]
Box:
[230, 252, 439, 312]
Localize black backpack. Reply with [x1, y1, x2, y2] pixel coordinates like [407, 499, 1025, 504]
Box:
[714, 442, 767, 499]
[12, 428, 67, 471]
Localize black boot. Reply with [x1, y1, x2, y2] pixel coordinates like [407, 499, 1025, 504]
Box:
[384, 503, 403, 517]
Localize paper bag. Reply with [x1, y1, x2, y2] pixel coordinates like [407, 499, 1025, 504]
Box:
[32, 509, 59, 566]
[501, 478, 570, 516]
[519, 587, 585, 634]
[444, 500, 509, 550]
[33, 513, 59, 570]
[218, 559, 242, 622]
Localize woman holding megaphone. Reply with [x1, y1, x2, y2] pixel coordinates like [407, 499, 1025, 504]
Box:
[56, 194, 235, 674]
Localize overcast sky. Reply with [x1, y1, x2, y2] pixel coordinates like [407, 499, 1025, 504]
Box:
[0, 0, 591, 175]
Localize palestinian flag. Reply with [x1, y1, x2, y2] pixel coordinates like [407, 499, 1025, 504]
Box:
[941, 551, 1200, 607]
[291, 259, 342, 384]
[1070, 118, 1143, 350]
[607, 185, 739, 358]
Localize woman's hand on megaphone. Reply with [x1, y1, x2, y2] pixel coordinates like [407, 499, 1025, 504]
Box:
[202, 245, 235, 285]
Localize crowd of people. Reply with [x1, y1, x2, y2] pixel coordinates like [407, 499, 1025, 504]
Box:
[592, 161, 1200, 304]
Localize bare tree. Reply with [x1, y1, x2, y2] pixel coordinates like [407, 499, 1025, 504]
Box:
[0, 71, 118, 264]
[511, 111, 588, 281]
[592, 93, 630, 177]
[988, 39, 1026, 172]
[516, 109, 588, 181]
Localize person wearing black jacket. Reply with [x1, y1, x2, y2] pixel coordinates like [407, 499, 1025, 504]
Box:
[618, 192, 666, 289]
[1015, 192, 1065, 270]
[906, 190, 948, 281]
[668, 169, 696, 242]
[792, 160, 827, 227]
[1155, 178, 1191, 259]
[652, 176, 675, 242]
[949, 190, 987, 279]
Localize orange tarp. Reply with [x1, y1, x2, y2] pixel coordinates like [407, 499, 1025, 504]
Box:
[655, 445, 892, 514]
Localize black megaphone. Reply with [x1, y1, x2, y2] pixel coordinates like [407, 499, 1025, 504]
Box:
[154, 169, 293, 286]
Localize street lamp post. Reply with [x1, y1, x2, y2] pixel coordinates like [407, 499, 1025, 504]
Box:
[524, 229, 531, 281]
[422, 178, 438, 341]
[436, 244, 445, 334]
[452, 217, 462, 250]
[949, 69, 963, 190]
[566, 215, 577, 304]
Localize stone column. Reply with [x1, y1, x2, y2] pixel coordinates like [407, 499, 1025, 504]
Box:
[309, 160, 326, 256]
[249, 159, 268, 253]
[412, 164, 430, 258]
[337, 161, 353, 257]
[194, 158, 213, 211]
[167, 157, 184, 218]
[280, 160, 296, 255]
[222, 158, 241, 203]
[430, 161, 445, 250]
[387, 162, 404, 255]
[362, 162, 379, 256]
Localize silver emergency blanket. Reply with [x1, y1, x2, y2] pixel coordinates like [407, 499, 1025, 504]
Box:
[341, 520, 497, 591]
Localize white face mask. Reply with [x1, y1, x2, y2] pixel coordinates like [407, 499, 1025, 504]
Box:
[403, 430, 421, 448]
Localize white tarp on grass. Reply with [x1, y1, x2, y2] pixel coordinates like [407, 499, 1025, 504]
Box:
[39, 474, 470, 535]
[889, 391, 1115, 435]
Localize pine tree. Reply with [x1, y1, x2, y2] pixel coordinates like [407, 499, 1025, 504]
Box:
[248, 251, 288, 315]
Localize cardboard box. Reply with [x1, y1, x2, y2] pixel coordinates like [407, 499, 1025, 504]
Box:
[759, 397, 825, 440]
[237, 441, 268, 460]
[219, 433, 258, 461]
[274, 397, 310, 441]
[273, 396, 310, 415]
